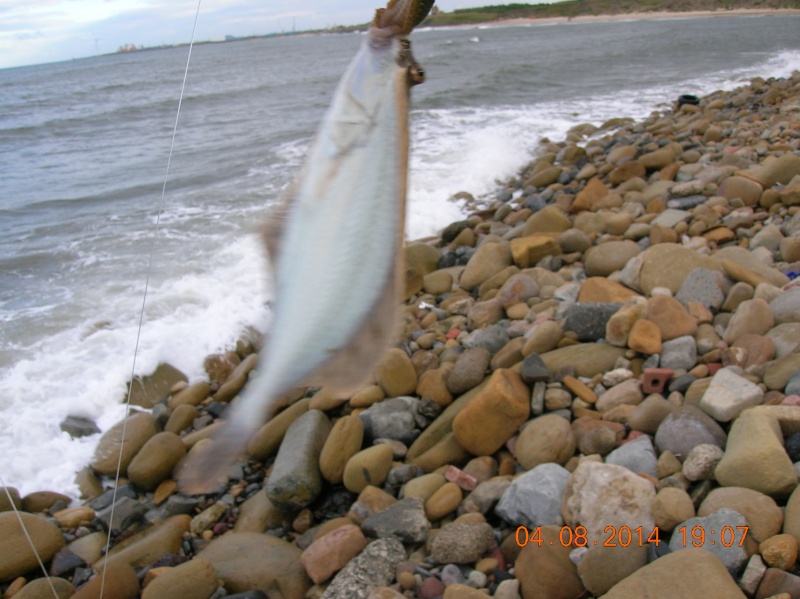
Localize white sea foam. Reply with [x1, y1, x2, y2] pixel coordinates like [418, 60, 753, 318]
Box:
[0, 234, 269, 497]
[407, 47, 800, 241]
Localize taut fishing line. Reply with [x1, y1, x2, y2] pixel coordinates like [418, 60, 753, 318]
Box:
[98, 0, 204, 596]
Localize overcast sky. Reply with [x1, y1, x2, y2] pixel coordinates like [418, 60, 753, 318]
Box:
[1, 0, 567, 70]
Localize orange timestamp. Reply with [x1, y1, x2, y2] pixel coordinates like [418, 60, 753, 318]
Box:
[516, 525, 662, 548]
[515, 525, 750, 548]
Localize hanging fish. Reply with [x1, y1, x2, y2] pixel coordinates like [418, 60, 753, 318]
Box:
[178, 0, 434, 493]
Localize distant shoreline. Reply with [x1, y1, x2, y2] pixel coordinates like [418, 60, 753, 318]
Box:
[130, 8, 800, 56]
[448, 8, 800, 29]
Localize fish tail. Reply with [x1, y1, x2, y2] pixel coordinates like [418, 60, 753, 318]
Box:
[176, 418, 256, 495]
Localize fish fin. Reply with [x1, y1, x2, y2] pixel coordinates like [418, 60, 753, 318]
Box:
[304, 251, 404, 395]
[176, 419, 255, 495]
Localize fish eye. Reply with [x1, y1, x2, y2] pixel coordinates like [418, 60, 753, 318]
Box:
[408, 64, 425, 85]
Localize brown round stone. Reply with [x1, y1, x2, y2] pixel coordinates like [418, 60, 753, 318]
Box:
[127, 431, 186, 491]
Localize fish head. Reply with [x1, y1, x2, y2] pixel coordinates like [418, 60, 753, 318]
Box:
[374, 0, 435, 35]
[398, 38, 426, 87]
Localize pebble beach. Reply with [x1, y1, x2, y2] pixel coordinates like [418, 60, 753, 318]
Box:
[3, 66, 800, 599]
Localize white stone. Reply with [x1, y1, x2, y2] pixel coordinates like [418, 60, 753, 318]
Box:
[602, 368, 634, 387]
[562, 462, 656, 542]
[698, 367, 764, 422]
[682, 444, 725, 481]
[739, 554, 767, 596]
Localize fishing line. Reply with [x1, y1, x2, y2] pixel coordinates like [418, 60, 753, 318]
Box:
[0, 476, 60, 599]
[98, 0, 204, 597]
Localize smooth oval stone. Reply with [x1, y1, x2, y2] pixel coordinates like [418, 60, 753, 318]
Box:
[0, 512, 65, 581]
[343, 445, 394, 494]
[14, 577, 74, 599]
[197, 532, 310, 598]
[515, 414, 575, 470]
[97, 514, 190, 571]
[91, 412, 159, 476]
[319, 415, 364, 485]
[127, 431, 186, 491]
[654, 405, 726, 460]
[266, 409, 331, 510]
[72, 564, 139, 598]
[141, 558, 219, 599]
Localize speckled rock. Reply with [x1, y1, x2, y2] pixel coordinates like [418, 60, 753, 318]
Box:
[682, 444, 725, 481]
[321, 538, 406, 599]
[697, 487, 783, 542]
[564, 302, 623, 342]
[675, 268, 726, 310]
[429, 520, 495, 564]
[659, 335, 697, 371]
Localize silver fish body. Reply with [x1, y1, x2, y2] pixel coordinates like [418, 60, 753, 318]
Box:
[178, 3, 429, 494]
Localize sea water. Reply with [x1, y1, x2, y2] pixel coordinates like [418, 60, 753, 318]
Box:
[1, 15, 799, 497]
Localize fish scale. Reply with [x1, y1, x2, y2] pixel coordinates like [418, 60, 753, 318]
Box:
[178, 0, 432, 494]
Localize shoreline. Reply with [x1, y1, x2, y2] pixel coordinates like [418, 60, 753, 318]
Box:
[444, 8, 800, 29]
[3, 38, 800, 599]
